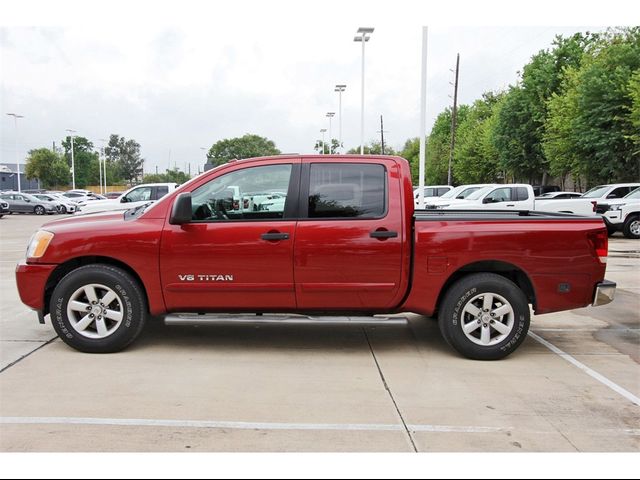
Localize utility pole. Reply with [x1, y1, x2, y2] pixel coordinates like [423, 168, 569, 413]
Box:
[447, 53, 460, 186]
[377, 115, 389, 155]
[7, 113, 24, 192]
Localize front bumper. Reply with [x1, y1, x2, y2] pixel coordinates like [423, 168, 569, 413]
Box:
[15, 261, 57, 312]
[592, 280, 616, 307]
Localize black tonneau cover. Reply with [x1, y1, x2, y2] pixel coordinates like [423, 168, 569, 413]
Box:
[414, 209, 593, 221]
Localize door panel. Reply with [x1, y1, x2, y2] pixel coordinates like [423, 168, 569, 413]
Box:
[160, 161, 299, 311]
[294, 160, 404, 310]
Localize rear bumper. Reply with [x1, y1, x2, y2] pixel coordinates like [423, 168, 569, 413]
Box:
[592, 280, 616, 307]
[15, 261, 57, 311]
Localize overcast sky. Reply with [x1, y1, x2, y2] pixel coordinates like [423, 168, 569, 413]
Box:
[0, 0, 635, 175]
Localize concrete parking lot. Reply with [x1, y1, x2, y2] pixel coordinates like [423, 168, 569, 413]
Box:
[0, 214, 638, 452]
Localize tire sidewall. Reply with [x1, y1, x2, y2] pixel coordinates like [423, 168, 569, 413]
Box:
[50, 265, 146, 353]
[439, 274, 530, 360]
[623, 215, 640, 239]
[34, 205, 45, 215]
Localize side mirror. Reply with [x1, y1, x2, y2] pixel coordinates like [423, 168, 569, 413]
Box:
[169, 192, 192, 225]
[482, 197, 493, 204]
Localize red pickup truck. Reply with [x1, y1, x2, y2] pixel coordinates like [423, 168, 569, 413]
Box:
[16, 155, 616, 360]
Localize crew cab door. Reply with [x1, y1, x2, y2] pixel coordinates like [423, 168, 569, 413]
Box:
[294, 159, 404, 310]
[160, 160, 299, 311]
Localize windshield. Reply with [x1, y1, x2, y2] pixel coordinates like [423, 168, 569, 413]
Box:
[624, 187, 640, 199]
[582, 186, 609, 198]
[439, 186, 465, 199]
[465, 186, 494, 201]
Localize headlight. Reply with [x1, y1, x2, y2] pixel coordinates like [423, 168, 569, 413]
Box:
[27, 231, 54, 259]
[610, 204, 625, 211]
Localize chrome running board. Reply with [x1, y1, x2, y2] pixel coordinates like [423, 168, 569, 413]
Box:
[163, 313, 408, 326]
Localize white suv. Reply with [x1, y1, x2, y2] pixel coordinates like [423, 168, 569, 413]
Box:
[600, 187, 640, 239]
[76, 183, 178, 215]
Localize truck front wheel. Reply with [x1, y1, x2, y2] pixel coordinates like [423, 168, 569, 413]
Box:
[622, 215, 640, 239]
[438, 273, 530, 360]
[49, 264, 147, 353]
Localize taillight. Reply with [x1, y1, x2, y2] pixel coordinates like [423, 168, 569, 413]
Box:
[233, 200, 240, 210]
[591, 201, 597, 212]
[243, 199, 249, 209]
[588, 229, 608, 264]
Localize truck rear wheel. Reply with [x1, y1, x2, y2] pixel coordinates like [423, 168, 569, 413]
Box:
[622, 214, 640, 239]
[49, 264, 147, 353]
[438, 273, 530, 360]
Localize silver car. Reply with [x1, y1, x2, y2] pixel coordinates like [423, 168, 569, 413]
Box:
[34, 193, 77, 214]
[0, 192, 57, 215]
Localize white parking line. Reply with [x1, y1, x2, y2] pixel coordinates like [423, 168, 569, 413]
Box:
[0, 416, 508, 434]
[528, 332, 640, 407]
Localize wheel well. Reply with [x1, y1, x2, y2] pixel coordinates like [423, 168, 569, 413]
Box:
[435, 260, 536, 315]
[43, 256, 149, 317]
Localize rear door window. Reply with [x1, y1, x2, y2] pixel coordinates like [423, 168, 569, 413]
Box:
[307, 163, 386, 218]
[154, 186, 169, 200]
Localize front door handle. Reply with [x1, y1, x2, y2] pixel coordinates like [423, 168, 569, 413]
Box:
[370, 230, 398, 239]
[261, 232, 290, 241]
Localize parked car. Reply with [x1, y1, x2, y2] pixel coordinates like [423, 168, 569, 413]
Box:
[62, 191, 105, 204]
[599, 187, 640, 238]
[0, 192, 57, 215]
[104, 191, 125, 199]
[75, 183, 178, 215]
[424, 184, 496, 208]
[16, 155, 614, 360]
[582, 183, 640, 213]
[32, 193, 77, 214]
[0, 200, 9, 218]
[532, 185, 561, 196]
[414, 185, 453, 207]
[435, 184, 597, 216]
[536, 191, 584, 200]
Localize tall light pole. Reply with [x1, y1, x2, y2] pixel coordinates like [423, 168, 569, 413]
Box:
[354, 27, 374, 155]
[418, 26, 429, 208]
[66, 129, 77, 189]
[99, 138, 107, 194]
[334, 85, 346, 153]
[6, 113, 24, 192]
[326, 112, 335, 154]
[320, 129, 327, 154]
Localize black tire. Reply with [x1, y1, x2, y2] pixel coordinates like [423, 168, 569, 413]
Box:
[34, 205, 45, 215]
[438, 273, 530, 360]
[606, 224, 617, 237]
[50, 264, 148, 353]
[57, 205, 67, 214]
[622, 214, 640, 239]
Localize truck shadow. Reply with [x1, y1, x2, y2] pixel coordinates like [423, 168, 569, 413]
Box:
[133, 316, 453, 356]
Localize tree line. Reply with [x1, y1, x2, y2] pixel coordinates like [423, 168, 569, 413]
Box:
[25, 134, 145, 189]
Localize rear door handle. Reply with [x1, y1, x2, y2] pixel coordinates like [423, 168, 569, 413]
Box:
[261, 232, 289, 241]
[370, 230, 398, 239]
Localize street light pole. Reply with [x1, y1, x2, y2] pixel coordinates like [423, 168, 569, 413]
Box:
[99, 138, 107, 194]
[320, 129, 327, 154]
[326, 112, 335, 154]
[334, 85, 346, 153]
[66, 129, 77, 189]
[354, 27, 374, 155]
[6, 113, 24, 192]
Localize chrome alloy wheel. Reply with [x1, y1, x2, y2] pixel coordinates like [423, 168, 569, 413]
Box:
[630, 219, 640, 236]
[66, 283, 124, 339]
[460, 292, 515, 347]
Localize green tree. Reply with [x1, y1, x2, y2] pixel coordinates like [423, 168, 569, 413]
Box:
[422, 106, 469, 184]
[542, 28, 640, 185]
[630, 70, 640, 155]
[346, 141, 397, 156]
[400, 137, 420, 184]
[207, 134, 280, 167]
[314, 138, 340, 154]
[105, 134, 144, 184]
[25, 148, 70, 188]
[453, 92, 504, 184]
[62, 136, 99, 188]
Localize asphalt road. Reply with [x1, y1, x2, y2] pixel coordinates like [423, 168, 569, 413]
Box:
[0, 213, 638, 452]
